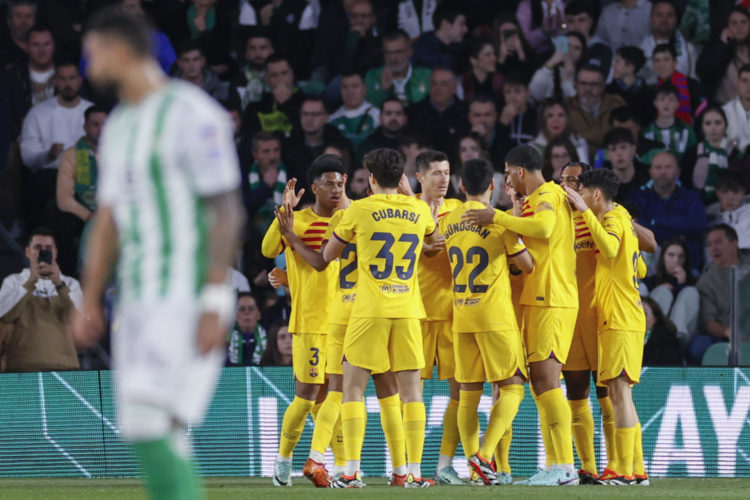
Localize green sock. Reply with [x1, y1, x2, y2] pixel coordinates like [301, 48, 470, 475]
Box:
[133, 438, 202, 500]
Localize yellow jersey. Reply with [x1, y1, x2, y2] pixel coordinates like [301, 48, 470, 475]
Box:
[574, 211, 597, 314]
[581, 204, 646, 333]
[416, 196, 463, 321]
[326, 209, 356, 326]
[440, 201, 527, 333]
[333, 194, 436, 319]
[506, 209, 526, 324]
[261, 207, 337, 334]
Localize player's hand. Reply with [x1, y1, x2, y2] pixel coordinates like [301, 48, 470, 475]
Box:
[268, 267, 288, 288]
[461, 203, 495, 226]
[564, 185, 588, 212]
[70, 303, 105, 349]
[423, 233, 446, 254]
[398, 174, 415, 196]
[197, 311, 226, 354]
[282, 178, 305, 208]
[274, 201, 295, 237]
[671, 265, 687, 284]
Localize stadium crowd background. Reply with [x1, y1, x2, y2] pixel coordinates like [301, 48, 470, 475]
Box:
[0, 0, 748, 372]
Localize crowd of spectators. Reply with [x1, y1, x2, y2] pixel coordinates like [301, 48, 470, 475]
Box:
[1, 0, 750, 371]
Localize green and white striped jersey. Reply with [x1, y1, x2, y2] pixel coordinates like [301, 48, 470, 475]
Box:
[98, 80, 240, 304]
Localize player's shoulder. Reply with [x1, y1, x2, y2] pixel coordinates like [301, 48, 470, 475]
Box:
[441, 197, 464, 213]
[167, 80, 229, 123]
[607, 203, 632, 224]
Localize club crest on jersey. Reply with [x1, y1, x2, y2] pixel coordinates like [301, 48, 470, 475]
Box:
[309, 367, 319, 378]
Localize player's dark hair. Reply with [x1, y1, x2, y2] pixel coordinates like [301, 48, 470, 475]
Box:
[653, 43, 677, 60]
[433, 7, 463, 28]
[561, 160, 592, 176]
[26, 226, 55, 247]
[604, 127, 636, 147]
[415, 150, 448, 173]
[707, 223, 739, 243]
[84, 104, 108, 121]
[578, 169, 620, 201]
[616, 46, 646, 73]
[716, 170, 746, 192]
[308, 154, 347, 185]
[609, 105, 641, 126]
[654, 83, 679, 100]
[363, 148, 405, 188]
[85, 7, 153, 59]
[178, 38, 204, 57]
[506, 144, 542, 172]
[462, 158, 493, 195]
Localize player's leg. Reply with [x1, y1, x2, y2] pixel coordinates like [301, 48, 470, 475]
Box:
[432, 321, 462, 485]
[606, 376, 637, 482]
[453, 331, 483, 465]
[595, 377, 615, 472]
[563, 370, 597, 479]
[491, 384, 514, 479]
[633, 415, 648, 485]
[373, 371, 408, 484]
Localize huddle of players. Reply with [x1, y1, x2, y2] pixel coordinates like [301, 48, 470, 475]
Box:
[261, 143, 650, 488]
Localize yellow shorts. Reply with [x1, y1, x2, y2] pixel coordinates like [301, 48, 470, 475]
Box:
[292, 333, 326, 384]
[421, 320, 455, 380]
[326, 323, 347, 375]
[597, 329, 644, 386]
[344, 317, 424, 374]
[563, 313, 598, 372]
[454, 330, 528, 384]
[523, 306, 577, 364]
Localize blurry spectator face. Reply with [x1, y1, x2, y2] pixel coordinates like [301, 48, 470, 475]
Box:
[654, 92, 678, 118]
[383, 36, 412, 74]
[28, 30, 54, 67]
[277, 326, 293, 359]
[459, 136, 482, 164]
[565, 12, 593, 38]
[468, 100, 498, 137]
[650, 2, 677, 39]
[381, 101, 407, 132]
[717, 185, 745, 212]
[429, 69, 457, 108]
[549, 145, 572, 175]
[300, 100, 328, 135]
[662, 243, 686, 275]
[652, 51, 677, 80]
[9, 3, 35, 42]
[441, 14, 467, 44]
[350, 167, 370, 195]
[738, 70, 750, 102]
[246, 36, 273, 69]
[542, 103, 567, 138]
[312, 172, 346, 209]
[612, 118, 640, 142]
[237, 295, 261, 332]
[728, 10, 750, 42]
[606, 141, 636, 170]
[649, 152, 679, 192]
[575, 69, 604, 109]
[643, 300, 655, 330]
[177, 49, 205, 81]
[340, 74, 367, 110]
[612, 55, 632, 80]
[265, 60, 294, 89]
[26, 235, 57, 267]
[502, 83, 530, 110]
[470, 42, 496, 74]
[560, 164, 583, 191]
[83, 111, 108, 146]
[706, 228, 739, 267]
[54, 65, 82, 102]
[416, 160, 450, 199]
[347, 0, 375, 34]
[253, 138, 281, 171]
[567, 34, 584, 64]
[701, 110, 727, 144]
[120, 0, 144, 16]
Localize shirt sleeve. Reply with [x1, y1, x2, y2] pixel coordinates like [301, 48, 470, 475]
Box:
[0, 273, 30, 320]
[332, 207, 356, 244]
[581, 209, 622, 259]
[424, 204, 437, 236]
[19, 108, 47, 172]
[502, 230, 527, 257]
[96, 120, 118, 207]
[493, 192, 557, 239]
[261, 218, 285, 258]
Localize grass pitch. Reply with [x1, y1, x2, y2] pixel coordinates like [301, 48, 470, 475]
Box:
[0, 477, 749, 499]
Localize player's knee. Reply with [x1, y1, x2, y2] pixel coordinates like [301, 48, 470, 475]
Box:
[120, 401, 172, 442]
[295, 381, 320, 400]
[373, 372, 398, 399]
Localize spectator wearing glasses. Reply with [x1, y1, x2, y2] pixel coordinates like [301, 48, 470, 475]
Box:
[226, 293, 267, 366]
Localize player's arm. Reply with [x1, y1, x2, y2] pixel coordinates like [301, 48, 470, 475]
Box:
[503, 231, 534, 273]
[565, 186, 621, 258]
[323, 234, 346, 263]
[261, 217, 285, 258]
[463, 203, 555, 239]
[636, 254, 648, 279]
[633, 220, 657, 253]
[274, 202, 329, 271]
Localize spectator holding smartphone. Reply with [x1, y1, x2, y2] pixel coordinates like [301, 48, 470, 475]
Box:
[0, 227, 82, 372]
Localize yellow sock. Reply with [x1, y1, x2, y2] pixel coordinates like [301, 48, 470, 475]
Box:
[309, 391, 342, 457]
[480, 384, 523, 459]
[341, 401, 365, 463]
[403, 402, 426, 465]
[379, 395, 406, 469]
[532, 390, 556, 466]
[633, 423, 645, 476]
[538, 388, 574, 465]
[614, 427, 635, 477]
[439, 399, 460, 457]
[331, 414, 346, 467]
[569, 398, 597, 474]
[598, 396, 615, 469]
[278, 396, 315, 458]
[457, 390, 482, 458]
[495, 425, 512, 473]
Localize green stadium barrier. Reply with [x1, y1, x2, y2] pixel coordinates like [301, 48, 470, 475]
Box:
[0, 367, 748, 478]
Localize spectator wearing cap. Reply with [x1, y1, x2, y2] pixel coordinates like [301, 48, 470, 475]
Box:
[595, 0, 653, 50]
[0, 0, 36, 69]
[461, 39, 503, 104]
[707, 171, 750, 251]
[529, 31, 587, 102]
[722, 64, 750, 153]
[329, 72, 380, 149]
[365, 30, 431, 107]
[565, 64, 626, 159]
[412, 7, 468, 72]
[564, 1, 613, 77]
[651, 44, 705, 126]
[0, 227, 82, 372]
[606, 46, 650, 122]
[173, 39, 228, 101]
[639, 0, 697, 84]
[356, 97, 409, 163]
[230, 31, 274, 110]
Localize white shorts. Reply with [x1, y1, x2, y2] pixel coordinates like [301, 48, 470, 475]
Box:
[113, 299, 223, 435]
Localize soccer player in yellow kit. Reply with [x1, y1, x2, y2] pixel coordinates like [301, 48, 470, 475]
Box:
[464, 145, 579, 486]
[565, 169, 647, 485]
[324, 148, 437, 488]
[441, 158, 533, 486]
[261, 158, 345, 486]
[413, 150, 464, 484]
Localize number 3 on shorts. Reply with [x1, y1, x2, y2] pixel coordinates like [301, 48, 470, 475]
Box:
[309, 347, 320, 366]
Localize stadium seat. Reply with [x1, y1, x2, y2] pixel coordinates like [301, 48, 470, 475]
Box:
[702, 343, 730, 366]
